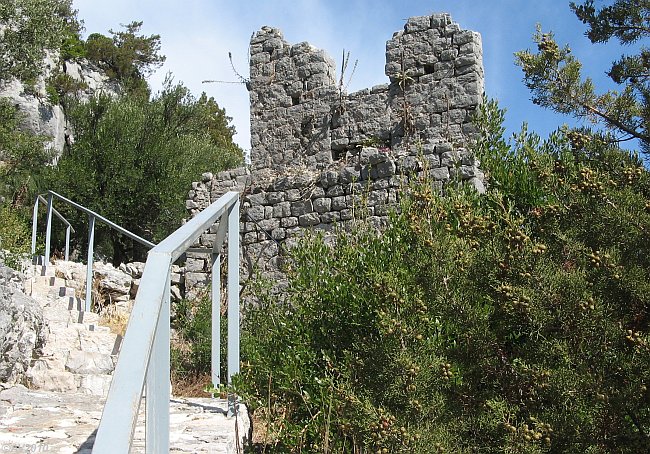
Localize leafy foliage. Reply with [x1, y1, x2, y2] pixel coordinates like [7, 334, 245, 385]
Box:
[0, 99, 52, 206]
[516, 1, 650, 152]
[172, 289, 228, 382]
[47, 80, 243, 264]
[238, 101, 650, 453]
[85, 21, 166, 97]
[0, 0, 82, 83]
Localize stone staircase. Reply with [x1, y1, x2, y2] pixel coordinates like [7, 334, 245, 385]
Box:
[25, 264, 122, 397]
[0, 262, 250, 452]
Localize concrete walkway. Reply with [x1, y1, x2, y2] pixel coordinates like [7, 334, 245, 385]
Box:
[0, 385, 249, 453]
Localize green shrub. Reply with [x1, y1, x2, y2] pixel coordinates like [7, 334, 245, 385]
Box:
[238, 104, 650, 452]
[47, 80, 243, 264]
[0, 204, 32, 270]
[46, 72, 88, 105]
[0, 205, 30, 254]
[172, 290, 228, 382]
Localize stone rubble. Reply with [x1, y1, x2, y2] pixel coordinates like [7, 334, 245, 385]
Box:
[54, 259, 185, 307]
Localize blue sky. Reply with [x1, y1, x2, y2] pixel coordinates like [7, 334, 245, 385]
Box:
[72, 0, 628, 152]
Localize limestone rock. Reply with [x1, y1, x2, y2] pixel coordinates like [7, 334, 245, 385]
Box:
[0, 266, 46, 384]
[93, 262, 132, 298]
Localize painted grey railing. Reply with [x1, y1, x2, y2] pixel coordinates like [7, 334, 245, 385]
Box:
[31, 194, 75, 261]
[93, 191, 241, 453]
[31, 190, 155, 311]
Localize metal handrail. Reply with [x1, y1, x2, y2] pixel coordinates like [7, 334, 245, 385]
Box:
[93, 191, 241, 453]
[31, 190, 156, 311]
[31, 195, 76, 261]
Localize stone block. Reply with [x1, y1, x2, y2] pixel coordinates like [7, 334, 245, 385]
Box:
[286, 189, 302, 202]
[185, 272, 209, 288]
[291, 200, 313, 216]
[331, 196, 347, 211]
[320, 211, 341, 223]
[266, 191, 285, 204]
[372, 160, 396, 179]
[185, 257, 205, 272]
[247, 192, 267, 205]
[340, 167, 358, 184]
[273, 201, 291, 218]
[201, 234, 217, 248]
[423, 154, 441, 169]
[367, 190, 388, 206]
[66, 351, 114, 375]
[243, 232, 258, 244]
[440, 150, 460, 167]
[340, 209, 353, 220]
[281, 217, 299, 228]
[259, 218, 281, 231]
[326, 184, 345, 197]
[247, 205, 265, 222]
[311, 186, 326, 198]
[313, 197, 332, 213]
[430, 167, 450, 181]
[299, 213, 321, 226]
[271, 228, 286, 240]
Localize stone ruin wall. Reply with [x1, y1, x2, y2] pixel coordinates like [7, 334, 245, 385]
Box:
[183, 13, 486, 292]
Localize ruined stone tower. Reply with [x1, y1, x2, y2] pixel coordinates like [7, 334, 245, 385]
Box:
[184, 14, 485, 290]
[248, 13, 484, 173]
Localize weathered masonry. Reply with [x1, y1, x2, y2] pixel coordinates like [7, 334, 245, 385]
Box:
[184, 13, 485, 290]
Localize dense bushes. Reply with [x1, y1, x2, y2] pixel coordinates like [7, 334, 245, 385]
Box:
[238, 102, 650, 452]
[47, 80, 243, 264]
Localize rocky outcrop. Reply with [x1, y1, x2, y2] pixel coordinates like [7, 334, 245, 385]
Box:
[0, 53, 119, 160]
[0, 265, 46, 385]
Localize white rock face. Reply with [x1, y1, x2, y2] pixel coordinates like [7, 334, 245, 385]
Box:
[63, 59, 120, 101]
[0, 78, 67, 154]
[0, 53, 119, 161]
[0, 266, 46, 384]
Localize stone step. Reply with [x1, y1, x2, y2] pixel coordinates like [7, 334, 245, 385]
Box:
[40, 324, 122, 357]
[30, 275, 78, 300]
[0, 385, 251, 453]
[27, 357, 77, 393]
[33, 263, 55, 277]
[42, 306, 101, 326]
[66, 350, 115, 375]
[76, 373, 114, 397]
[46, 320, 109, 337]
[27, 354, 117, 397]
[33, 274, 65, 288]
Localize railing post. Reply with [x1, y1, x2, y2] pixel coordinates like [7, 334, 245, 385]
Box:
[211, 251, 221, 388]
[65, 225, 71, 262]
[85, 215, 95, 312]
[145, 265, 171, 454]
[44, 193, 54, 264]
[31, 195, 39, 258]
[211, 217, 229, 391]
[227, 199, 240, 416]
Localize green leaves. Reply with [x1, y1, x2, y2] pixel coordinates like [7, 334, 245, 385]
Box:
[0, 0, 81, 83]
[48, 80, 243, 263]
[518, 2, 650, 152]
[85, 21, 166, 98]
[239, 104, 650, 451]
